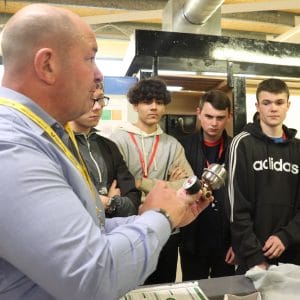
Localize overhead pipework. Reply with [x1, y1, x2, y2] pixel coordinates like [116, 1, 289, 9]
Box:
[182, 0, 224, 25]
[163, 0, 225, 35]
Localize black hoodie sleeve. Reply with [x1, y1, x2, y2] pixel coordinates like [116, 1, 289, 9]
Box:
[275, 152, 300, 248]
[103, 138, 141, 217]
[227, 131, 266, 268]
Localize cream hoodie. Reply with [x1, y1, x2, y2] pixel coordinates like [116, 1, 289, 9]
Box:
[110, 122, 193, 193]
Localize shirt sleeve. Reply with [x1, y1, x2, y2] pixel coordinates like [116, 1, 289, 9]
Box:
[0, 140, 171, 300]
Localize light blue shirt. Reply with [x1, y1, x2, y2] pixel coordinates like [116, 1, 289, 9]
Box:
[0, 87, 171, 300]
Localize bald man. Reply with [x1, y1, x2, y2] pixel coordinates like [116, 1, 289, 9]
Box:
[0, 4, 212, 300]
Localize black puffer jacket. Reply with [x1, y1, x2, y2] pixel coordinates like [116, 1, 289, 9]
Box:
[75, 129, 141, 217]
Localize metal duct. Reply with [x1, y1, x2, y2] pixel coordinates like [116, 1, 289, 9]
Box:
[163, 0, 224, 35]
[182, 0, 224, 25]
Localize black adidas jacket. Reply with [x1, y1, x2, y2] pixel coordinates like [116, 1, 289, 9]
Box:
[227, 121, 300, 269]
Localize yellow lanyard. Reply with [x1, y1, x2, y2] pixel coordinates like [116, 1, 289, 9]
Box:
[0, 97, 97, 200]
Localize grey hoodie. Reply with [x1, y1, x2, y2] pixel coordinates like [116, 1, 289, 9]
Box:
[110, 122, 193, 193]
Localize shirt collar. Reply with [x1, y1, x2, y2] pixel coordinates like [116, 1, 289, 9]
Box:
[0, 86, 63, 134]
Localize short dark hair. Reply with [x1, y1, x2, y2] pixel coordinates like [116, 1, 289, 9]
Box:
[198, 90, 231, 114]
[127, 77, 171, 105]
[256, 78, 289, 102]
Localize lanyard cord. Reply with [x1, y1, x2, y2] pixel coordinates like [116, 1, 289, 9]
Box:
[129, 132, 160, 178]
[203, 136, 224, 167]
[0, 98, 97, 201]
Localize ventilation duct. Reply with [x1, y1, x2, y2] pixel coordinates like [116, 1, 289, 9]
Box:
[163, 0, 224, 35]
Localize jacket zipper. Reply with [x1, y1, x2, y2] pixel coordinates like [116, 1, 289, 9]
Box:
[84, 135, 102, 183]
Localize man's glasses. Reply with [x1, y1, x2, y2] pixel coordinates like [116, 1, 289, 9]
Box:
[92, 96, 110, 107]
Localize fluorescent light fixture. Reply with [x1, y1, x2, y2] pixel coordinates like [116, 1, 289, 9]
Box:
[158, 70, 197, 76]
[235, 73, 258, 78]
[167, 86, 183, 91]
[140, 69, 197, 76]
[201, 72, 227, 76]
[212, 48, 300, 67]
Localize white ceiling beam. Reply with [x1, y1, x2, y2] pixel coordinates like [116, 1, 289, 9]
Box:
[222, 18, 292, 35]
[270, 24, 300, 43]
[269, 16, 300, 43]
[81, 9, 162, 25]
[222, 0, 300, 14]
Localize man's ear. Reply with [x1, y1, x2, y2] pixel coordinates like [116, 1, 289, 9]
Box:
[33, 48, 56, 85]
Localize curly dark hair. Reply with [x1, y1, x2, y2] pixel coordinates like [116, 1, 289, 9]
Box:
[127, 77, 171, 105]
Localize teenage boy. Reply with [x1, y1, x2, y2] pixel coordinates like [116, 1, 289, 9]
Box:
[70, 83, 141, 217]
[110, 77, 194, 284]
[227, 78, 300, 274]
[179, 90, 235, 280]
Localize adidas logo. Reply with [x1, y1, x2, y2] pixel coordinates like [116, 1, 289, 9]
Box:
[253, 157, 299, 174]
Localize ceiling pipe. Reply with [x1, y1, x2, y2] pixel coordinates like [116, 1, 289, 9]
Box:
[171, 0, 224, 33]
[182, 0, 224, 25]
